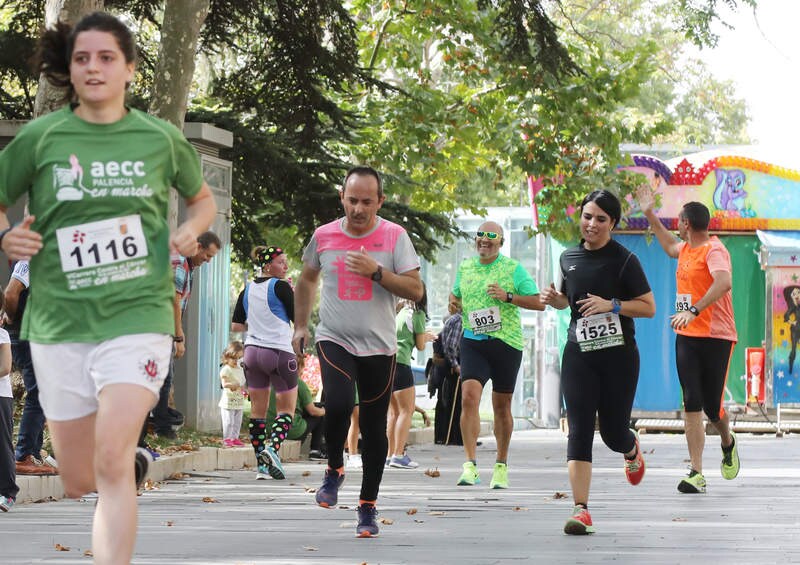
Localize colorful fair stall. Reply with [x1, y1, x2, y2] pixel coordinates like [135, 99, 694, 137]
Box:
[616, 152, 800, 414]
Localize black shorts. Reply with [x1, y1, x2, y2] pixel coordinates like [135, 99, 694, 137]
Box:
[675, 334, 735, 421]
[393, 363, 415, 392]
[460, 336, 522, 394]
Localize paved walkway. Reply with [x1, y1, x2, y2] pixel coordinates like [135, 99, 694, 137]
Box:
[1, 429, 797, 564]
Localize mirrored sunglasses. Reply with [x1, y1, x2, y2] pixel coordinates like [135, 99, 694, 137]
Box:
[476, 231, 500, 240]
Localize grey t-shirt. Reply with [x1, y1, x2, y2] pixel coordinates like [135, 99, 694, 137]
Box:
[302, 216, 420, 356]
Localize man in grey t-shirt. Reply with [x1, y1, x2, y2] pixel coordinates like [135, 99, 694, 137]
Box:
[293, 166, 422, 538]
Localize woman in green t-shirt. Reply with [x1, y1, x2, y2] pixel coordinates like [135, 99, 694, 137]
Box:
[0, 13, 216, 563]
[388, 282, 434, 469]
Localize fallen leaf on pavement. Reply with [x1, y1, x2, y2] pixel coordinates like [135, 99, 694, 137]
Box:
[340, 505, 350, 509]
[83, 550, 93, 556]
[424, 468, 441, 477]
[414, 519, 425, 523]
[407, 508, 418, 515]
[428, 511, 446, 516]
[164, 521, 174, 527]
[54, 544, 70, 551]
[201, 497, 219, 503]
[303, 546, 318, 551]
[553, 492, 567, 499]
[305, 487, 317, 493]
[672, 517, 687, 522]
[379, 517, 394, 525]
[513, 506, 528, 511]
[302, 471, 311, 477]
[167, 472, 189, 480]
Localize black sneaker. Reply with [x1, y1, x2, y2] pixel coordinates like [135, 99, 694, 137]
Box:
[356, 503, 380, 538]
[156, 428, 178, 440]
[308, 449, 327, 460]
[167, 407, 184, 423]
[134, 447, 153, 490]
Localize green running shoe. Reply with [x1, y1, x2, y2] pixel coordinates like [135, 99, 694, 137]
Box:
[457, 461, 480, 486]
[720, 431, 740, 480]
[677, 469, 707, 494]
[490, 462, 509, 489]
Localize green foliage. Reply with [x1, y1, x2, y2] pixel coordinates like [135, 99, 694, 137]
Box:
[675, 0, 757, 48]
[0, 0, 758, 254]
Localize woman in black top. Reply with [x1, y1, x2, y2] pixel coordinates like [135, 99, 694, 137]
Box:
[541, 189, 655, 535]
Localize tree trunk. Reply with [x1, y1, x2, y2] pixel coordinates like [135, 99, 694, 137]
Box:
[33, 0, 104, 118]
[149, 0, 210, 128]
[148, 0, 211, 229]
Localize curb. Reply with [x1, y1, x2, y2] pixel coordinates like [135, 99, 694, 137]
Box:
[16, 426, 440, 504]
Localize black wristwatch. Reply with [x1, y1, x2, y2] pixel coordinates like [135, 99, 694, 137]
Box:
[688, 305, 700, 316]
[370, 265, 383, 282]
[506, 292, 513, 303]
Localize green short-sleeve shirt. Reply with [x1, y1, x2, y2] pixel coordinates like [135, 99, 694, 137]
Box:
[452, 254, 539, 351]
[396, 307, 427, 366]
[0, 107, 204, 343]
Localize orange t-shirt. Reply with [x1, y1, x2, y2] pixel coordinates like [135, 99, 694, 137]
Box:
[675, 237, 737, 342]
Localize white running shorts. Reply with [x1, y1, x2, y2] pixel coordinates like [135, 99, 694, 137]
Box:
[30, 333, 172, 421]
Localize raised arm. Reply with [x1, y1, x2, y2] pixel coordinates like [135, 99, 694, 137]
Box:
[637, 185, 680, 258]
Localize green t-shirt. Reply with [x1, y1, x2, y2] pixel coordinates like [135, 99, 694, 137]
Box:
[267, 379, 314, 440]
[395, 307, 427, 366]
[0, 106, 203, 343]
[452, 254, 539, 351]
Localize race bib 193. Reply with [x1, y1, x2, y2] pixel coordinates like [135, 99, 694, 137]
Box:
[468, 306, 501, 335]
[56, 215, 150, 290]
[675, 293, 692, 313]
[576, 312, 624, 352]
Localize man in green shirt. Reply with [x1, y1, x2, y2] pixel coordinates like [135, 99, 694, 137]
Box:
[450, 220, 544, 489]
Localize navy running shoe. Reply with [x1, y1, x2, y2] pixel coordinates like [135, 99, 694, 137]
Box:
[315, 468, 345, 508]
[356, 503, 380, 538]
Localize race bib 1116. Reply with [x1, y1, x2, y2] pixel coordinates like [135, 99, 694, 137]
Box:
[56, 215, 149, 290]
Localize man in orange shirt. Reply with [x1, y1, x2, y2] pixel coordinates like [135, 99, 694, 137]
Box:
[639, 190, 740, 494]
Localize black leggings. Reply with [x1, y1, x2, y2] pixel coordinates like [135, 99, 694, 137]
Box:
[561, 341, 639, 462]
[675, 334, 734, 421]
[316, 340, 394, 502]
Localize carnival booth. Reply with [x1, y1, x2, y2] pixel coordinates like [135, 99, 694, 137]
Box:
[614, 151, 800, 418]
[756, 230, 800, 427]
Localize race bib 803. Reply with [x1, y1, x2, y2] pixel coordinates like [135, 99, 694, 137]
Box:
[468, 306, 502, 335]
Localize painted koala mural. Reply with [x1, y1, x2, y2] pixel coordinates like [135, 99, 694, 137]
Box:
[713, 169, 747, 212]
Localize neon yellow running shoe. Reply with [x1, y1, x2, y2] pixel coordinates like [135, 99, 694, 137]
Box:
[677, 469, 707, 494]
[720, 431, 740, 480]
[490, 462, 509, 489]
[457, 461, 480, 486]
